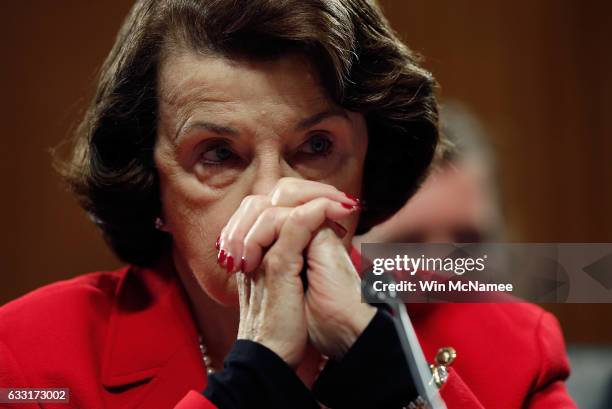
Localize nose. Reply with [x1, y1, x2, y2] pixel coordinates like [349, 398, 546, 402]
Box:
[250, 151, 299, 196]
[251, 162, 280, 196]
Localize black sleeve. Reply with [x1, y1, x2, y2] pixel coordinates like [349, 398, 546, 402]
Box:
[203, 339, 319, 409]
[312, 308, 419, 409]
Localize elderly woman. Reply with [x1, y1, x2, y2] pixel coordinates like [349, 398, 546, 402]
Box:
[0, 0, 575, 408]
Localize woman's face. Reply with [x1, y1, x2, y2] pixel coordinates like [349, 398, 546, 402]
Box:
[154, 50, 368, 306]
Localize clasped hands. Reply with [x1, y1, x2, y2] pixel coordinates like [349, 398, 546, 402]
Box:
[216, 177, 376, 367]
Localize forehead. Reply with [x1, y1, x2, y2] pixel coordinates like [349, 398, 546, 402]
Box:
[157, 50, 332, 116]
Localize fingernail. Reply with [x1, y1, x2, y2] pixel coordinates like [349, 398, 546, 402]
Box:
[341, 202, 358, 210]
[240, 257, 247, 273]
[226, 255, 234, 273]
[215, 235, 220, 250]
[217, 249, 226, 264]
[344, 192, 361, 203]
[330, 222, 348, 238]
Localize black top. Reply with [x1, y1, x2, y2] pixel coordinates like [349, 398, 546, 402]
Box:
[203, 309, 418, 409]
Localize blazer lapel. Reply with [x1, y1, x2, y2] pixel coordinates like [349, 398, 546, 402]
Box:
[101, 266, 207, 408]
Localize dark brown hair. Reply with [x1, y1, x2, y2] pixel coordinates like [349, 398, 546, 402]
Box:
[63, 0, 439, 266]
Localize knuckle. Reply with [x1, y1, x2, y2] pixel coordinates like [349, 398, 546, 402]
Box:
[270, 178, 295, 204]
[262, 252, 285, 273]
[239, 195, 255, 209]
[259, 207, 279, 224]
[285, 208, 316, 236]
[311, 197, 329, 209]
[288, 206, 309, 225]
[249, 196, 270, 215]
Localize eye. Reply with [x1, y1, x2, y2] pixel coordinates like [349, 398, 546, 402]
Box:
[300, 134, 333, 156]
[200, 142, 235, 164]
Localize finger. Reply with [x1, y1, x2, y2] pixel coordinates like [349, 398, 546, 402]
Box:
[236, 267, 269, 340]
[242, 198, 357, 273]
[269, 177, 361, 208]
[241, 206, 292, 274]
[248, 266, 265, 317]
[236, 271, 251, 327]
[221, 180, 360, 274]
[273, 198, 358, 265]
[219, 195, 270, 273]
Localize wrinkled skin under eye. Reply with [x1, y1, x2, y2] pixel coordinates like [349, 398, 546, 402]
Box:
[191, 140, 245, 187]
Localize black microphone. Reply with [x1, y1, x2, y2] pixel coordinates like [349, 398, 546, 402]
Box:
[361, 268, 447, 409]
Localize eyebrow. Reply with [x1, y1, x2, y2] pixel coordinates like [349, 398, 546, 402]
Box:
[295, 108, 350, 131]
[176, 121, 239, 141]
[175, 107, 350, 141]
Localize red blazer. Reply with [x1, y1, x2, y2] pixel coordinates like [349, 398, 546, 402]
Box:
[0, 261, 576, 408]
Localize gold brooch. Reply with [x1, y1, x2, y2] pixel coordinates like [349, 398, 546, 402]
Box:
[430, 346, 456, 388]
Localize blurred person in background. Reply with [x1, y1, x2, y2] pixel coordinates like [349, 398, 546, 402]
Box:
[354, 100, 503, 246]
[355, 100, 612, 409]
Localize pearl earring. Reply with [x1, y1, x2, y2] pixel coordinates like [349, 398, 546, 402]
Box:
[154, 217, 165, 230]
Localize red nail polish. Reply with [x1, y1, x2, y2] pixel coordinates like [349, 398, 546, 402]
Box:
[215, 235, 220, 250]
[344, 193, 361, 203]
[341, 202, 357, 210]
[218, 249, 226, 264]
[226, 255, 234, 273]
[240, 257, 247, 273]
